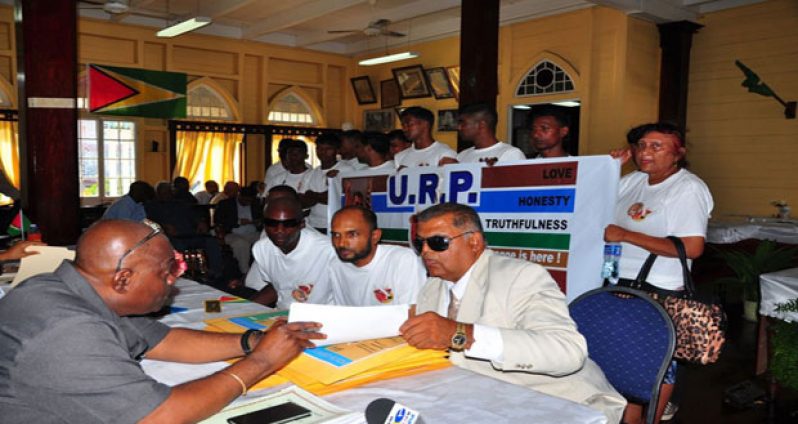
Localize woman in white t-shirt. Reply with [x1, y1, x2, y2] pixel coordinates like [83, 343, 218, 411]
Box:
[604, 122, 714, 424]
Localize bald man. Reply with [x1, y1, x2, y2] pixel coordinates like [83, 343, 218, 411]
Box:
[0, 220, 324, 424]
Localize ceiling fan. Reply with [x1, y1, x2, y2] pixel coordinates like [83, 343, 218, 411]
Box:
[328, 19, 406, 38]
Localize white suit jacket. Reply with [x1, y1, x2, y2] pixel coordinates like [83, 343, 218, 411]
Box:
[416, 250, 626, 423]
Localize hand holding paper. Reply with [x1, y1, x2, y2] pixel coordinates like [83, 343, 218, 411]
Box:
[288, 303, 409, 346]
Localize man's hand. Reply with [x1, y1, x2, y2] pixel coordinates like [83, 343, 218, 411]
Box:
[604, 224, 627, 243]
[0, 240, 45, 261]
[249, 320, 325, 371]
[399, 311, 456, 350]
[325, 169, 340, 178]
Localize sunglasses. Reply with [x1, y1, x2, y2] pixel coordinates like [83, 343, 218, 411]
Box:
[264, 218, 303, 228]
[115, 219, 163, 273]
[413, 231, 474, 253]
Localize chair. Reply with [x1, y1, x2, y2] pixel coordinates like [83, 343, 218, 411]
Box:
[569, 286, 675, 424]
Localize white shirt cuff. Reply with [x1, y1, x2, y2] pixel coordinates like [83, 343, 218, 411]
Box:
[465, 324, 504, 364]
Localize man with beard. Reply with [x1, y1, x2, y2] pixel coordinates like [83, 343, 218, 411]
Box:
[246, 197, 336, 308]
[328, 206, 425, 306]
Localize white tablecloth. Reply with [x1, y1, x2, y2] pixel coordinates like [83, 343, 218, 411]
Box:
[760, 267, 798, 322]
[147, 279, 607, 424]
[708, 219, 798, 244]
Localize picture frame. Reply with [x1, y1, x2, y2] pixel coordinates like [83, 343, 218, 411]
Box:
[380, 79, 401, 108]
[392, 65, 431, 99]
[364, 109, 396, 133]
[437, 109, 459, 132]
[351, 76, 377, 105]
[425, 67, 455, 100]
[446, 66, 460, 101]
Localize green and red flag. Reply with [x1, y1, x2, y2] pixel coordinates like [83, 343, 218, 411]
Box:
[7, 210, 30, 237]
[88, 64, 187, 118]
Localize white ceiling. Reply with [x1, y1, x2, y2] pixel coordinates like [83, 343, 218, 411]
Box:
[20, 0, 766, 56]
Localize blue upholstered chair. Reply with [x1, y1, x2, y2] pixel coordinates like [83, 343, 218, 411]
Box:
[569, 286, 675, 424]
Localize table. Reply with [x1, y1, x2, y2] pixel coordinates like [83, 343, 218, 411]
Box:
[708, 218, 798, 244]
[145, 278, 607, 424]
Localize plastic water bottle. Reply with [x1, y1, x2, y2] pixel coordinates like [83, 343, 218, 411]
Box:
[602, 243, 622, 284]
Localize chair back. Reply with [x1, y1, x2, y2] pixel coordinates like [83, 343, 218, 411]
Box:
[569, 286, 675, 424]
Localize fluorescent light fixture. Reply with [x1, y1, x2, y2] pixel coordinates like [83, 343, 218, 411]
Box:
[513, 104, 531, 110]
[157, 17, 212, 38]
[551, 100, 581, 107]
[358, 51, 420, 66]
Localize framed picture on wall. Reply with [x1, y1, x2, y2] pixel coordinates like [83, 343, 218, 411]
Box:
[446, 66, 460, 101]
[381, 79, 401, 108]
[364, 109, 396, 133]
[392, 65, 431, 99]
[437, 109, 459, 132]
[351, 76, 377, 105]
[425, 67, 455, 99]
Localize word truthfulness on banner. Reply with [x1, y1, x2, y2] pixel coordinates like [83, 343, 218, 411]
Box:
[328, 156, 620, 302]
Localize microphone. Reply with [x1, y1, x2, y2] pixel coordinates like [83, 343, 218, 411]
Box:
[365, 398, 425, 424]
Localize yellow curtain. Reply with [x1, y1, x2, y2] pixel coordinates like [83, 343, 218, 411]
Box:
[173, 130, 243, 186]
[0, 120, 19, 205]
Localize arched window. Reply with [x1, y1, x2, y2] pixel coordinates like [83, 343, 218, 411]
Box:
[268, 93, 316, 125]
[187, 81, 238, 121]
[516, 60, 575, 96]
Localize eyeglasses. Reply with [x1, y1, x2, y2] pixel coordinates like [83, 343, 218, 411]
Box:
[633, 140, 670, 152]
[115, 219, 163, 273]
[264, 218, 303, 228]
[413, 231, 474, 253]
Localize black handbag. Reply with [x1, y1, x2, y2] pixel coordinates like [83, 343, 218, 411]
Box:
[620, 236, 727, 365]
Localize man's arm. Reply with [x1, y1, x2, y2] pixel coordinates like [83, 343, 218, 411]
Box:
[251, 284, 278, 307]
[141, 321, 323, 424]
[146, 328, 253, 363]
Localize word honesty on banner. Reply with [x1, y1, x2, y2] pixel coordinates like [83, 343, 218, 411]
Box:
[329, 156, 620, 301]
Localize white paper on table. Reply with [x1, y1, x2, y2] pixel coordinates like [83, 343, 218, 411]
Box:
[11, 246, 75, 288]
[288, 303, 409, 346]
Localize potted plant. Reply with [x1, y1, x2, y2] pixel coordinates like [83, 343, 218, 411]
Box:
[713, 240, 798, 322]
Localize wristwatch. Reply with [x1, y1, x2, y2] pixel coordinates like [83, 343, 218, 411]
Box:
[450, 322, 468, 351]
[240, 329, 262, 355]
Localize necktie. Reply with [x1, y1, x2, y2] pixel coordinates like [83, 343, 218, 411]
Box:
[447, 289, 460, 320]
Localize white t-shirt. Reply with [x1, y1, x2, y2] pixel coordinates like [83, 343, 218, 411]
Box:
[394, 141, 456, 169]
[457, 142, 526, 164]
[247, 227, 336, 309]
[264, 168, 311, 194]
[367, 160, 396, 173]
[339, 157, 368, 171]
[300, 162, 354, 229]
[614, 169, 714, 290]
[264, 162, 287, 187]
[194, 190, 215, 205]
[330, 244, 426, 306]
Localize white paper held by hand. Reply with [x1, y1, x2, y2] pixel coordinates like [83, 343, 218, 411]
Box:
[288, 303, 409, 346]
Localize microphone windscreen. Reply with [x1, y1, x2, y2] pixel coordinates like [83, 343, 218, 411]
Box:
[365, 398, 424, 424]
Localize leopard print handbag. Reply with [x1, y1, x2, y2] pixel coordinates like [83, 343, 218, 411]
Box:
[624, 236, 727, 365]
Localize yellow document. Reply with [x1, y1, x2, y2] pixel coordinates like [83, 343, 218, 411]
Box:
[204, 310, 288, 333]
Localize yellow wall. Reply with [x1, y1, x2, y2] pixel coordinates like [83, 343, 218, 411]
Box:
[353, 7, 661, 155]
[688, 0, 798, 217]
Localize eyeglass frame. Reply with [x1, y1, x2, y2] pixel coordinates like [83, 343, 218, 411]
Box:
[114, 219, 164, 273]
[412, 231, 474, 253]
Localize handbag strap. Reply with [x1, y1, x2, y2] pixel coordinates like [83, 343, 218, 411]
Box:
[632, 236, 696, 298]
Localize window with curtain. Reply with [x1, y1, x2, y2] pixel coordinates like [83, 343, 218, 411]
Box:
[78, 119, 136, 205]
[173, 131, 243, 191]
[0, 119, 18, 206]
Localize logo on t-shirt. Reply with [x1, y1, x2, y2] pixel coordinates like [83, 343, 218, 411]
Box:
[627, 202, 653, 221]
[374, 288, 394, 304]
[292, 284, 314, 302]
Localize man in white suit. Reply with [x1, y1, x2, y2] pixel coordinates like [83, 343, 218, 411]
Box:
[400, 203, 626, 423]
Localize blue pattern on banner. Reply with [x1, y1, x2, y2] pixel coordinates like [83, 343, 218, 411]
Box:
[370, 194, 415, 213]
[304, 347, 353, 366]
[229, 317, 267, 330]
[475, 188, 576, 213]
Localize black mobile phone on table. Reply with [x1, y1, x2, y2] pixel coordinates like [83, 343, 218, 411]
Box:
[226, 401, 312, 424]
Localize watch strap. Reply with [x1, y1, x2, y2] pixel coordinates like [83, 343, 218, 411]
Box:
[240, 329, 261, 355]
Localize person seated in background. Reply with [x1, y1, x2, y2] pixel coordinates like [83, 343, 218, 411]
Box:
[329, 206, 425, 306]
[264, 139, 312, 194]
[194, 180, 219, 205]
[102, 181, 155, 222]
[456, 103, 525, 165]
[172, 176, 197, 204]
[362, 132, 395, 173]
[210, 181, 240, 205]
[214, 186, 262, 276]
[0, 240, 44, 261]
[529, 106, 572, 158]
[387, 129, 411, 160]
[0, 220, 324, 423]
[246, 197, 335, 308]
[400, 203, 625, 423]
[299, 133, 353, 233]
[339, 130, 368, 170]
[145, 181, 223, 282]
[396, 106, 457, 169]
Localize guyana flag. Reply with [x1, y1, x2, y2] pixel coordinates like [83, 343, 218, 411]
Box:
[7, 210, 30, 237]
[88, 64, 187, 118]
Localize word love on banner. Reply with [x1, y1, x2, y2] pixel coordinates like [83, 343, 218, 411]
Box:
[329, 156, 619, 301]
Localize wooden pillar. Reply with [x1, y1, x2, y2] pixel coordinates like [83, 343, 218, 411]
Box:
[458, 0, 500, 151]
[657, 21, 703, 131]
[15, 0, 79, 245]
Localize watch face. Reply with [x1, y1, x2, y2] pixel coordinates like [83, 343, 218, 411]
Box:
[452, 334, 466, 346]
